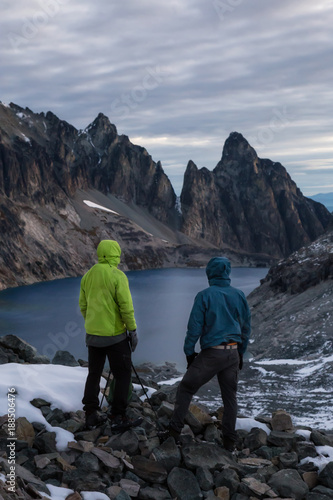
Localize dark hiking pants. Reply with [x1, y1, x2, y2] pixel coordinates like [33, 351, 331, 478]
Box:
[170, 348, 239, 441]
[82, 339, 132, 416]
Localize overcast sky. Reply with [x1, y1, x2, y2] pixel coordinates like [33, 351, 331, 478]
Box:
[1, 0, 333, 195]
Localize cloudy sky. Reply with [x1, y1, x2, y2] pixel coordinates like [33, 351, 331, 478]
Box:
[1, 0, 333, 195]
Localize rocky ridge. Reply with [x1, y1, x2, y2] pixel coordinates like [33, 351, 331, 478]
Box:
[1, 337, 333, 500]
[180, 132, 331, 259]
[0, 101, 332, 290]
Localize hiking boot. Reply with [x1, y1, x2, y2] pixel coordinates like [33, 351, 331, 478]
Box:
[85, 410, 107, 429]
[158, 426, 181, 444]
[223, 436, 236, 452]
[109, 414, 143, 433]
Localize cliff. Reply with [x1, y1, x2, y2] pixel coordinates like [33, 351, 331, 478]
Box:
[0, 102, 331, 290]
[180, 132, 331, 258]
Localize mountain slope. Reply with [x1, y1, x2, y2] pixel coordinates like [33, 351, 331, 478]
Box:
[180, 132, 331, 258]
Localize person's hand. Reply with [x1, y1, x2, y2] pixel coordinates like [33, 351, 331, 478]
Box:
[239, 353, 243, 370]
[186, 352, 198, 368]
[128, 330, 138, 352]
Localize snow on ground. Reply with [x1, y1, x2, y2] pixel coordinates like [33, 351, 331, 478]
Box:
[301, 445, 333, 472]
[83, 200, 119, 215]
[0, 363, 89, 451]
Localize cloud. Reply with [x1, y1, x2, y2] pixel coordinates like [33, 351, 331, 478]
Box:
[1, 0, 332, 195]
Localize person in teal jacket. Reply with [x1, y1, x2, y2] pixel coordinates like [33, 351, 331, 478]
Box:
[168, 256, 251, 451]
[79, 240, 138, 430]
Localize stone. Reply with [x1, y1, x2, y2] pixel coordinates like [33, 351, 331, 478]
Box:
[68, 440, 94, 453]
[238, 457, 272, 467]
[214, 486, 229, 499]
[30, 398, 51, 408]
[181, 442, 235, 471]
[139, 486, 172, 499]
[278, 451, 298, 469]
[167, 467, 203, 500]
[105, 429, 140, 455]
[243, 427, 268, 451]
[196, 466, 214, 491]
[302, 471, 318, 489]
[241, 477, 275, 497]
[119, 478, 140, 497]
[0, 456, 51, 492]
[114, 491, 131, 500]
[34, 431, 57, 453]
[296, 441, 318, 461]
[271, 410, 293, 431]
[256, 445, 286, 460]
[90, 447, 121, 471]
[139, 436, 160, 457]
[59, 418, 84, 434]
[307, 485, 333, 499]
[268, 468, 309, 500]
[52, 350, 79, 366]
[318, 461, 333, 489]
[0, 335, 50, 364]
[157, 401, 175, 417]
[75, 452, 100, 472]
[131, 455, 168, 483]
[15, 417, 35, 447]
[311, 430, 333, 447]
[215, 468, 240, 495]
[204, 423, 222, 444]
[267, 431, 297, 451]
[151, 436, 181, 472]
[189, 404, 214, 425]
[34, 455, 52, 469]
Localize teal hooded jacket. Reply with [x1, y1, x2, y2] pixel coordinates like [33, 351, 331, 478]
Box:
[79, 240, 137, 336]
[184, 257, 251, 355]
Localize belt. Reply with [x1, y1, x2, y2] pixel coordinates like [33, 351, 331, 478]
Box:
[212, 343, 238, 350]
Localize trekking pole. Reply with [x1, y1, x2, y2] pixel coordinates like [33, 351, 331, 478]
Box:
[127, 333, 161, 425]
[100, 368, 112, 408]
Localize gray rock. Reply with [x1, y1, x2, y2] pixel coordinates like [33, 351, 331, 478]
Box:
[255, 445, 286, 460]
[131, 455, 168, 484]
[318, 461, 333, 489]
[296, 441, 318, 461]
[307, 485, 333, 499]
[30, 398, 51, 408]
[267, 430, 298, 451]
[58, 418, 84, 433]
[181, 442, 235, 471]
[62, 469, 108, 491]
[311, 430, 333, 447]
[75, 452, 100, 472]
[0, 334, 50, 364]
[151, 437, 181, 472]
[139, 436, 160, 457]
[203, 423, 222, 444]
[243, 427, 267, 451]
[139, 486, 172, 499]
[119, 478, 140, 497]
[214, 468, 240, 495]
[34, 431, 57, 454]
[105, 429, 140, 455]
[114, 491, 131, 500]
[268, 468, 309, 500]
[52, 350, 79, 366]
[167, 467, 203, 500]
[150, 385, 179, 406]
[196, 466, 214, 491]
[279, 451, 298, 469]
[271, 409, 293, 431]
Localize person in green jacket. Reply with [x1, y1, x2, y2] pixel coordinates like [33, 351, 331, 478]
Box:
[79, 239, 138, 429]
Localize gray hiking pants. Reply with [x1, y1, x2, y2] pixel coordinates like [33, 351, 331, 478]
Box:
[170, 347, 239, 441]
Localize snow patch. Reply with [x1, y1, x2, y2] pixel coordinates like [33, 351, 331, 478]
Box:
[83, 200, 119, 215]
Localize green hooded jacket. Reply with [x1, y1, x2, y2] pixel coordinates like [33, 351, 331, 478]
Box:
[79, 240, 137, 336]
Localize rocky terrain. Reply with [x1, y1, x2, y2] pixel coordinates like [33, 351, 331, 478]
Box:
[1, 337, 333, 500]
[0, 101, 331, 290]
[180, 133, 331, 259]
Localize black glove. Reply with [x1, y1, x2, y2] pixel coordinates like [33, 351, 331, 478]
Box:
[128, 330, 138, 352]
[239, 353, 243, 370]
[186, 352, 198, 368]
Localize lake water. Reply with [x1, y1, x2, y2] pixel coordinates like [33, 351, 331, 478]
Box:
[0, 267, 267, 371]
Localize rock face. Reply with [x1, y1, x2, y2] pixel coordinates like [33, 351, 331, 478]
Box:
[180, 132, 331, 258]
[0, 102, 331, 290]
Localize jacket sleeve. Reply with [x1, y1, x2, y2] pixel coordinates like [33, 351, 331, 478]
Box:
[184, 292, 205, 356]
[238, 295, 251, 355]
[79, 277, 87, 320]
[116, 272, 137, 331]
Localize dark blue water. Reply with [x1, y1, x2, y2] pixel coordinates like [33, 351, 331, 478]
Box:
[0, 268, 267, 370]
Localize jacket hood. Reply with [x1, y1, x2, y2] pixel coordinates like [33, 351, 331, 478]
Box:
[97, 240, 121, 267]
[206, 257, 231, 286]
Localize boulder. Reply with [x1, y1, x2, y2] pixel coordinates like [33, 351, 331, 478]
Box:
[268, 468, 309, 500]
[271, 409, 293, 431]
[167, 467, 203, 500]
[52, 350, 79, 366]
